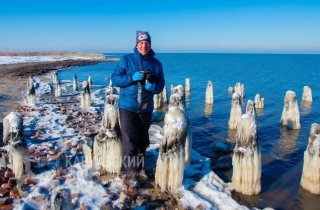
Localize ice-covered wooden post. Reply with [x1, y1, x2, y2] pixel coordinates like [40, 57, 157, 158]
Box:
[161, 86, 167, 105]
[155, 92, 188, 193]
[0, 112, 30, 178]
[2, 112, 23, 146]
[90, 128, 122, 174]
[205, 81, 214, 104]
[154, 87, 168, 109]
[101, 94, 119, 129]
[54, 80, 62, 97]
[27, 79, 36, 106]
[246, 100, 255, 117]
[228, 93, 242, 129]
[170, 85, 192, 165]
[300, 123, 320, 194]
[280, 90, 300, 129]
[185, 78, 190, 92]
[83, 88, 122, 174]
[73, 74, 78, 92]
[52, 72, 59, 85]
[154, 93, 161, 109]
[254, 94, 264, 109]
[302, 86, 312, 102]
[52, 72, 61, 97]
[80, 81, 91, 109]
[234, 82, 244, 98]
[88, 75, 92, 89]
[232, 110, 261, 195]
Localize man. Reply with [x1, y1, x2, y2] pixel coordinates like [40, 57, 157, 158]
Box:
[111, 31, 165, 193]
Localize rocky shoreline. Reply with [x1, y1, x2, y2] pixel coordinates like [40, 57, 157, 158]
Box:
[0, 58, 117, 122]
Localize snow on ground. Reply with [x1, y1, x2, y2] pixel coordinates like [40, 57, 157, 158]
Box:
[0, 54, 105, 65]
[11, 74, 252, 209]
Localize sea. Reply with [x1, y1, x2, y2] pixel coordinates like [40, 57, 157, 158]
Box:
[58, 53, 320, 210]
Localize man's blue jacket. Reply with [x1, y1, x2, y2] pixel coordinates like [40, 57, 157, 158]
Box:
[111, 48, 165, 113]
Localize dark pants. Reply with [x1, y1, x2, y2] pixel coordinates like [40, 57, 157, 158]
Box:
[119, 108, 152, 174]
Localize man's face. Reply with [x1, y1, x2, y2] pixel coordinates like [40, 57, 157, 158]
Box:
[136, 40, 151, 56]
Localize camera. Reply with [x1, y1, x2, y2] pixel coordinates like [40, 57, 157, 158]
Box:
[142, 70, 155, 84]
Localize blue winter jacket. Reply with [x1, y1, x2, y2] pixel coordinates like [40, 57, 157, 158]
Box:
[111, 47, 165, 113]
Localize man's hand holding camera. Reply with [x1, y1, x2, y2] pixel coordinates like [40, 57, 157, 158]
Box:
[132, 70, 156, 92]
[132, 71, 143, 82]
[145, 81, 155, 92]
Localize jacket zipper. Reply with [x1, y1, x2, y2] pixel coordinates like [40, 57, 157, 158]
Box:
[137, 56, 144, 112]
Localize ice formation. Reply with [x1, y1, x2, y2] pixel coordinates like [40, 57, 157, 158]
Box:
[73, 74, 78, 92]
[300, 123, 320, 194]
[27, 78, 37, 106]
[234, 82, 244, 98]
[170, 85, 192, 165]
[246, 100, 255, 117]
[228, 93, 242, 130]
[154, 87, 168, 109]
[280, 90, 300, 129]
[254, 94, 264, 109]
[101, 88, 119, 130]
[161, 86, 168, 104]
[83, 88, 122, 174]
[232, 113, 261, 195]
[205, 80, 214, 104]
[155, 92, 188, 193]
[302, 85, 312, 102]
[185, 78, 190, 92]
[91, 129, 123, 174]
[1, 112, 30, 178]
[54, 80, 62, 97]
[52, 72, 59, 85]
[88, 75, 92, 88]
[81, 81, 91, 109]
[154, 93, 161, 109]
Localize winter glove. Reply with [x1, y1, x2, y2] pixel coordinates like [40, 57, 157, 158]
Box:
[132, 71, 143, 82]
[145, 81, 155, 92]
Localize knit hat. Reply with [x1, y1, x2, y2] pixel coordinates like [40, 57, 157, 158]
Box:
[136, 31, 151, 45]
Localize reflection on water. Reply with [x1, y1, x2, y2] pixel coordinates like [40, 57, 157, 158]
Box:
[259, 160, 303, 210]
[271, 127, 300, 161]
[204, 103, 213, 117]
[185, 91, 190, 106]
[255, 108, 264, 116]
[296, 187, 320, 210]
[301, 101, 312, 115]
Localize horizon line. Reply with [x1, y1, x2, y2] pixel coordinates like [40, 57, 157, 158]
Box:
[103, 51, 320, 55]
[1, 50, 320, 56]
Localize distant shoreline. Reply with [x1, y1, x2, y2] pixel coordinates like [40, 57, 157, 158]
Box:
[0, 58, 117, 79]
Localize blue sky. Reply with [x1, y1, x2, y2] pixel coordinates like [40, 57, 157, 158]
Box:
[1, 0, 320, 53]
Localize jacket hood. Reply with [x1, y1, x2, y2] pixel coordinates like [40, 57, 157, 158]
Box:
[133, 47, 155, 58]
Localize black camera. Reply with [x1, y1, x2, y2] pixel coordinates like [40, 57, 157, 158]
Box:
[142, 70, 155, 84]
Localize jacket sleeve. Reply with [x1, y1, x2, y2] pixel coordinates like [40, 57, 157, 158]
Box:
[154, 63, 165, 94]
[111, 57, 133, 88]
